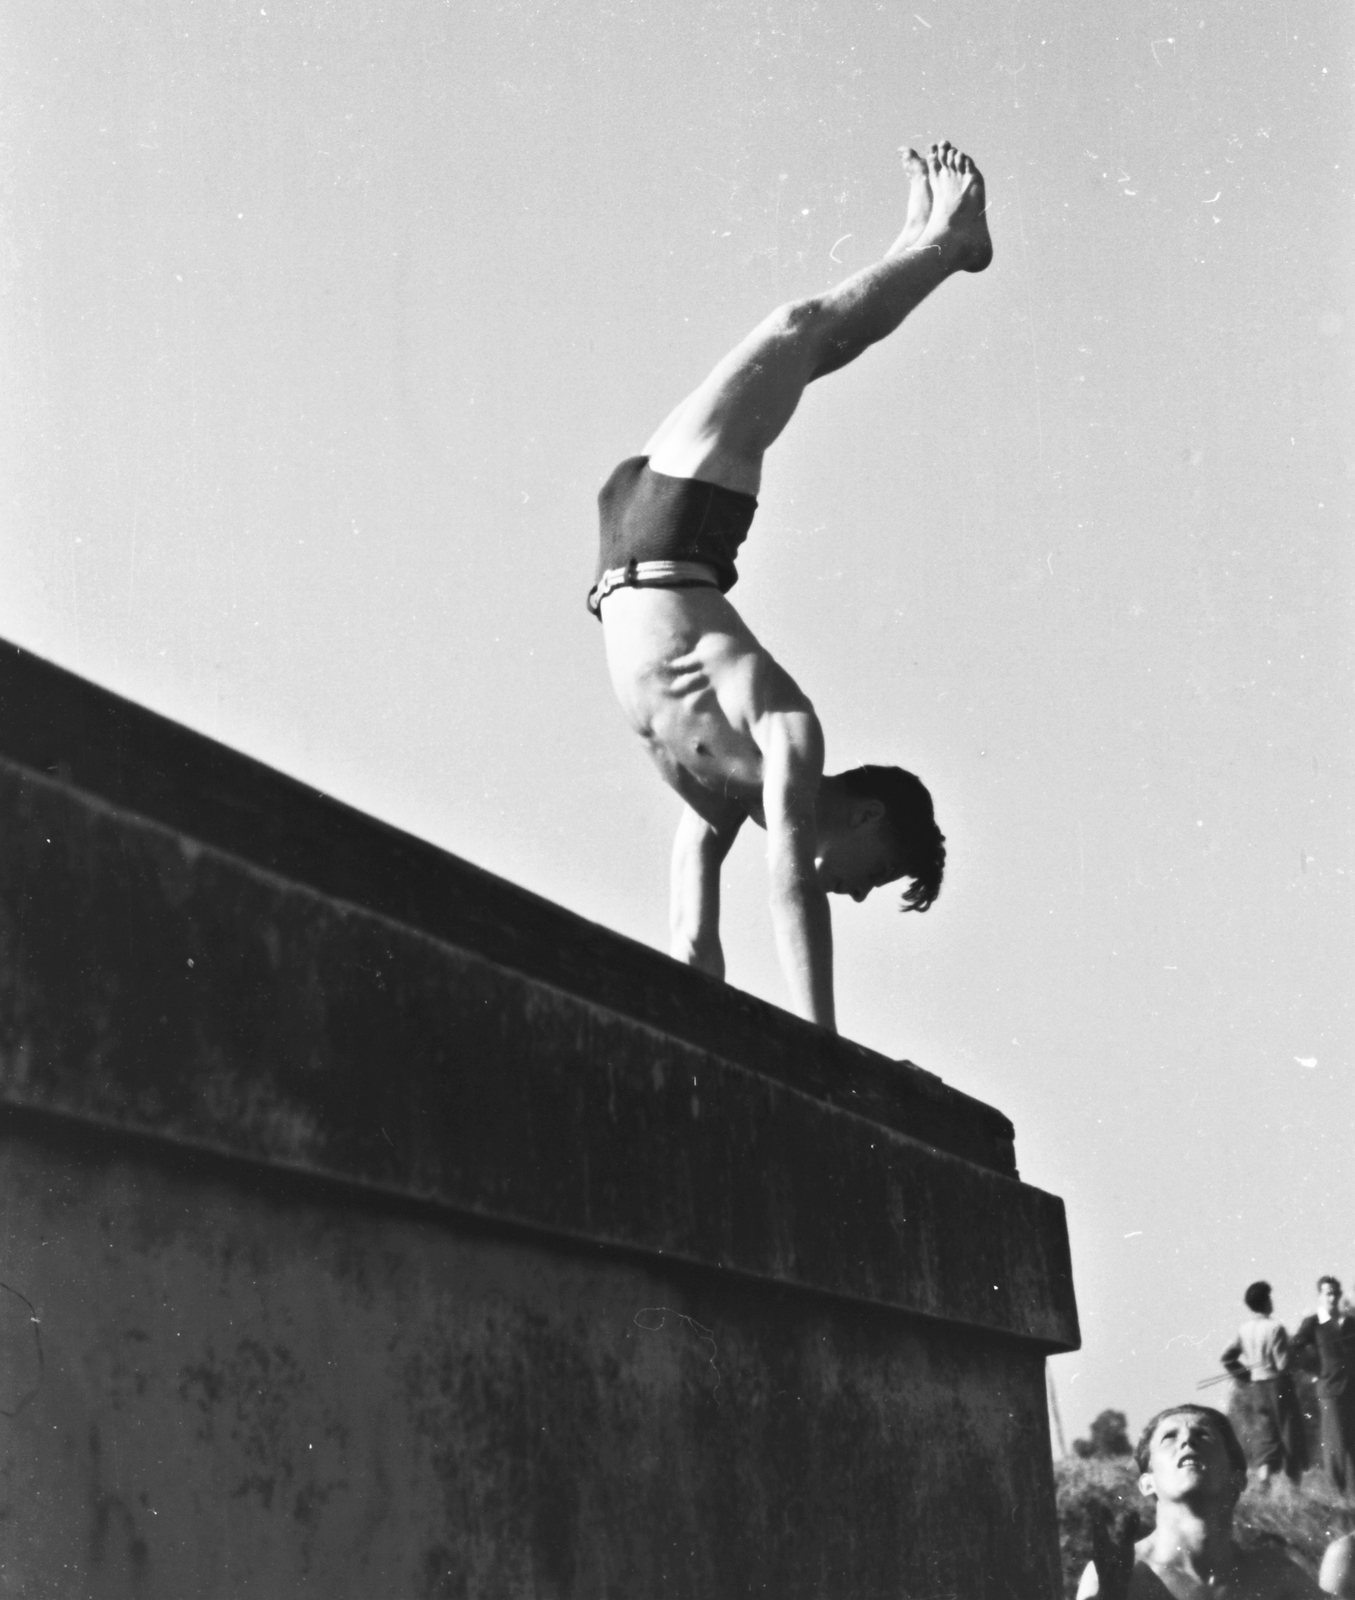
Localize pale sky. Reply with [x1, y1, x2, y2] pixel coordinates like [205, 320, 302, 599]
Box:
[3, 0, 1351, 1444]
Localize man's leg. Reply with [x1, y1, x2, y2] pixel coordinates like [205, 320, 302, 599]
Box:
[645, 142, 992, 497]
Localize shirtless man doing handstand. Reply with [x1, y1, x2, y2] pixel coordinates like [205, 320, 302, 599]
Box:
[591, 141, 992, 1032]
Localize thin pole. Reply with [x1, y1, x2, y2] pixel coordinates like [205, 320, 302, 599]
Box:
[1047, 1363, 1068, 1459]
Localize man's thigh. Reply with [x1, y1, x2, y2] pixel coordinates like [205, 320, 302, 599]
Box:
[645, 300, 827, 490]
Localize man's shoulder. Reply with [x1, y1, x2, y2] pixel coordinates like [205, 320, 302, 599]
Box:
[744, 646, 817, 725]
[1237, 1541, 1323, 1597]
[747, 677, 823, 792]
[1075, 1553, 1172, 1598]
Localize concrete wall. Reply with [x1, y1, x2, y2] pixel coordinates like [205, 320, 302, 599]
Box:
[0, 643, 1078, 1597]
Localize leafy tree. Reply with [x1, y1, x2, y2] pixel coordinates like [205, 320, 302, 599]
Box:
[1073, 1409, 1133, 1460]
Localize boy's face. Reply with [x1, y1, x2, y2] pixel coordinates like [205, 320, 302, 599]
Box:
[1320, 1282, 1341, 1316]
[1140, 1412, 1242, 1508]
[814, 810, 902, 902]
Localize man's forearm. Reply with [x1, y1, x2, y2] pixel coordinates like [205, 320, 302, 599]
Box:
[753, 700, 831, 1026]
[670, 810, 730, 978]
[768, 866, 835, 1031]
[671, 913, 724, 978]
[671, 875, 724, 977]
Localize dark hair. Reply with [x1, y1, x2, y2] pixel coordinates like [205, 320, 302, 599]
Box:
[1244, 1280, 1272, 1313]
[836, 765, 946, 913]
[1319, 1276, 1342, 1295]
[1134, 1405, 1247, 1476]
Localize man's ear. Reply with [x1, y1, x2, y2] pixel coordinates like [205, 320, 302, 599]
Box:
[1138, 1473, 1156, 1501]
[852, 798, 886, 828]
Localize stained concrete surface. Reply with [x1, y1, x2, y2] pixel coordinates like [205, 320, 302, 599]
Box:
[0, 1121, 1060, 1598]
[0, 757, 1076, 1347]
[0, 642, 1077, 1595]
[0, 641, 1016, 1172]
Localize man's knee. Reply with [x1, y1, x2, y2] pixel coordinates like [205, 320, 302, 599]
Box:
[766, 296, 828, 346]
[755, 298, 836, 383]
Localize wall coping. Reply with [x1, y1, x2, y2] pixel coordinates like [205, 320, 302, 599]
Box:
[0, 752, 1079, 1348]
[0, 641, 1016, 1172]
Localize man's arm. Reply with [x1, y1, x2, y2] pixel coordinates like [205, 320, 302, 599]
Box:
[669, 802, 744, 977]
[759, 706, 834, 1030]
[1319, 1531, 1355, 1597]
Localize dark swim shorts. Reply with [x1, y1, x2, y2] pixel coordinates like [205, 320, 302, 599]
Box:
[587, 456, 758, 618]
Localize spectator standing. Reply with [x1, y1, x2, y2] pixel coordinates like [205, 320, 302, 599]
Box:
[1293, 1277, 1355, 1498]
[1221, 1280, 1306, 1485]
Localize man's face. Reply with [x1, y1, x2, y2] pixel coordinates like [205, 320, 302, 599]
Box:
[1320, 1283, 1341, 1316]
[814, 811, 902, 902]
[1140, 1412, 1241, 1508]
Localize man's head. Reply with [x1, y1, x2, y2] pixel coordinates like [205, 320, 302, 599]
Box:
[1319, 1277, 1342, 1316]
[815, 766, 945, 910]
[1244, 1280, 1273, 1315]
[1135, 1405, 1247, 1510]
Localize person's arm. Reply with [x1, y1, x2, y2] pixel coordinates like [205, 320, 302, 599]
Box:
[1086, 1505, 1144, 1600]
[1290, 1317, 1317, 1372]
[758, 706, 833, 1030]
[1221, 1337, 1247, 1381]
[1319, 1531, 1355, 1597]
[669, 802, 744, 977]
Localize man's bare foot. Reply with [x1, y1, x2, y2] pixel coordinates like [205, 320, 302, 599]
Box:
[916, 140, 992, 272]
[887, 148, 933, 255]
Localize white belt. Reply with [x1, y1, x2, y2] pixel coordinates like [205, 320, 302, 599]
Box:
[588, 559, 721, 616]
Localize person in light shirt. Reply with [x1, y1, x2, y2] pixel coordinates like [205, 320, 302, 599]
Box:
[1221, 1280, 1305, 1486]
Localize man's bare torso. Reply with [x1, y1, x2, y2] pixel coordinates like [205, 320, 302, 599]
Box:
[600, 584, 812, 826]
